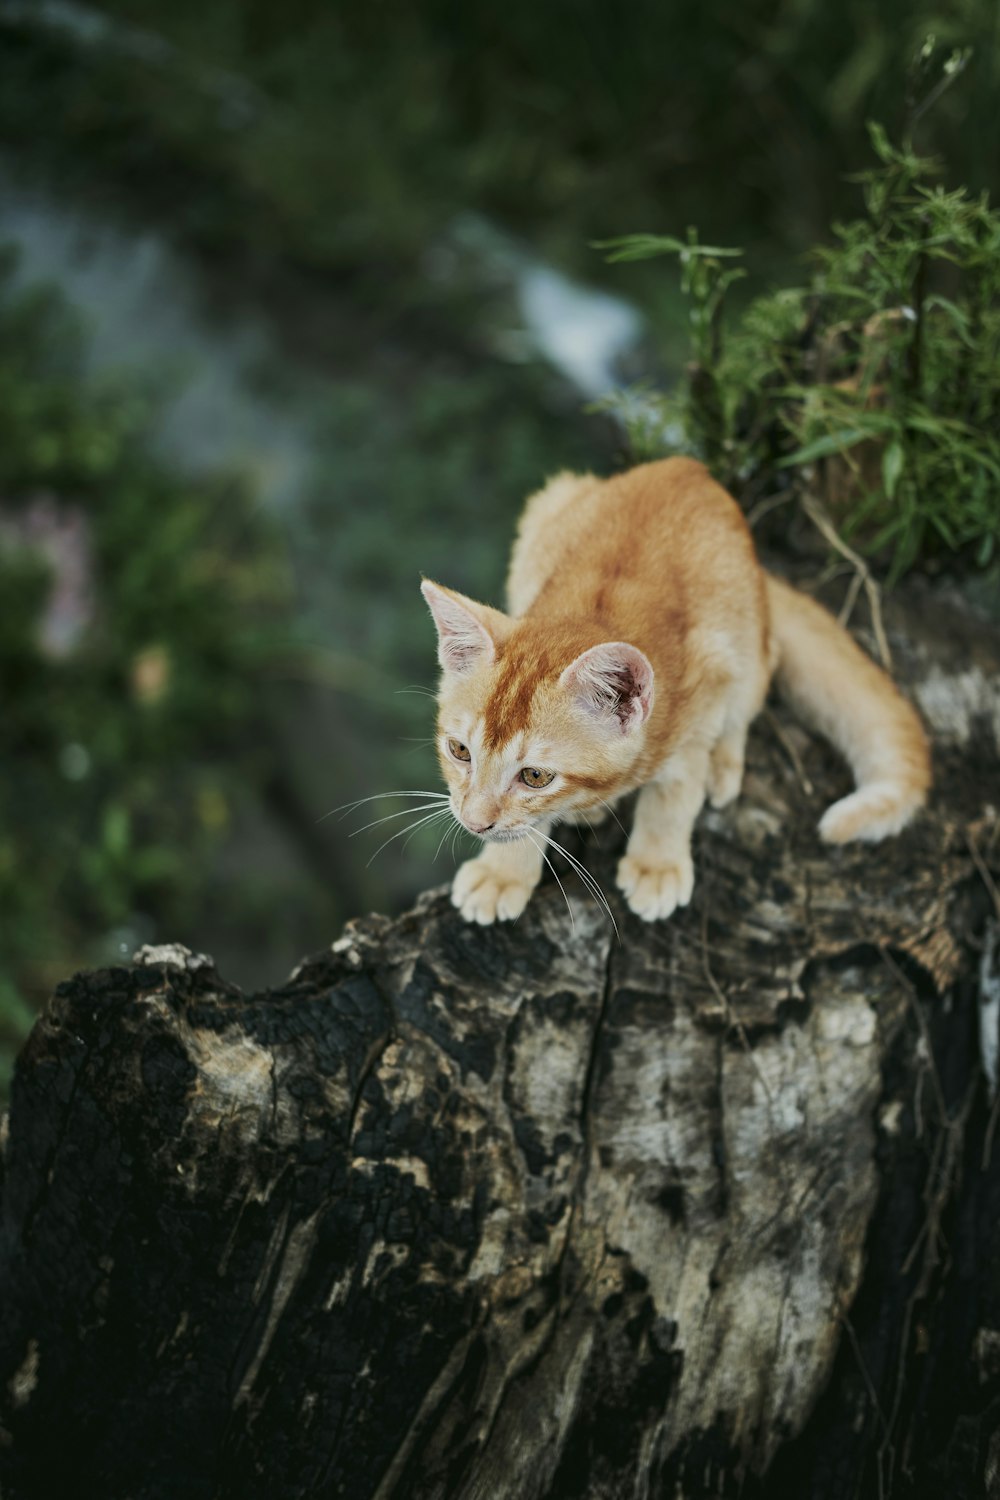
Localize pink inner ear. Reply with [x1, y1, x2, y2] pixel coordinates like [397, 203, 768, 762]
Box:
[421, 581, 496, 675]
[560, 642, 654, 730]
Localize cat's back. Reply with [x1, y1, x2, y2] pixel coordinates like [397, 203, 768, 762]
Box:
[508, 457, 755, 620]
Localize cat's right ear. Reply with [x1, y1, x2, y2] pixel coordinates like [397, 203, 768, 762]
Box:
[420, 581, 506, 675]
[560, 641, 654, 734]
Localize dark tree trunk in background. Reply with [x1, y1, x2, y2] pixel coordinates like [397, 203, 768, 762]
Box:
[1, 578, 998, 1500]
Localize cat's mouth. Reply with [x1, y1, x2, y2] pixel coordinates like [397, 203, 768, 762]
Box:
[469, 825, 529, 844]
[450, 799, 532, 843]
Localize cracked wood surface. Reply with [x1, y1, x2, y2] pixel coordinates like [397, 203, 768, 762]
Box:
[0, 578, 999, 1500]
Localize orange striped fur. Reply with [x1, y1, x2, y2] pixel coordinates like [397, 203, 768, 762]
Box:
[421, 458, 930, 924]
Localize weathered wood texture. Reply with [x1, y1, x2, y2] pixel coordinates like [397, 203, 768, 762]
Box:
[1, 580, 998, 1500]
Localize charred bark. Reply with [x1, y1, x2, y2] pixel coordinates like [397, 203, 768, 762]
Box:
[1, 580, 998, 1500]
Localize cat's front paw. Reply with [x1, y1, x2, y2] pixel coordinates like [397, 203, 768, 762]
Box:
[616, 853, 694, 921]
[451, 856, 535, 925]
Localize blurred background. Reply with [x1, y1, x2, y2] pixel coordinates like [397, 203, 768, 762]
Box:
[1, 0, 998, 1083]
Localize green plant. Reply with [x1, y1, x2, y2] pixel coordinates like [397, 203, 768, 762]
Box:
[600, 47, 1000, 580]
[0, 252, 291, 1089]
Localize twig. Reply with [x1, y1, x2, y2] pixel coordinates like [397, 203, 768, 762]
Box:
[967, 829, 1000, 923]
[837, 567, 865, 633]
[802, 494, 892, 669]
[879, 949, 948, 1123]
[982, 1086, 1000, 1172]
[816, 561, 856, 589]
[873, 942, 976, 1497]
[976, 846, 1000, 1166]
[909, 48, 971, 130]
[839, 1301, 893, 1449]
[746, 491, 796, 531]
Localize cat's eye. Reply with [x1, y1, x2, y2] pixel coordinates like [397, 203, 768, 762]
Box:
[520, 767, 555, 788]
[447, 738, 471, 762]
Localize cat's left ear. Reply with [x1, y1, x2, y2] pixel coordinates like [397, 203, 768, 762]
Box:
[560, 642, 654, 734]
[421, 580, 509, 675]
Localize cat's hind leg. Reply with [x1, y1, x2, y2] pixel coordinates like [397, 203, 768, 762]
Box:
[705, 666, 767, 809]
[617, 744, 710, 921]
[707, 726, 747, 809]
[452, 833, 545, 924]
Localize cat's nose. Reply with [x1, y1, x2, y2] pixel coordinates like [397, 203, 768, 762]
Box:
[466, 819, 495, 834]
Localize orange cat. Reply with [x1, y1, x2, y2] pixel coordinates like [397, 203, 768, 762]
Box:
[421, 458, 930, 924]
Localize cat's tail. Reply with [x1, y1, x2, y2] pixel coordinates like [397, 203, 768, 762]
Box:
[765, 573, 930, 843]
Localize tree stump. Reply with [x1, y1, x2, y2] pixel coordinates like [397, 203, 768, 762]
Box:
[1, 578, 998, 1499]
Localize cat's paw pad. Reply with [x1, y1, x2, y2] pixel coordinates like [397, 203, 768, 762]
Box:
[451, 858, 534, 925]
[707, 746, 744, 809]
[616, 853, 694, 921]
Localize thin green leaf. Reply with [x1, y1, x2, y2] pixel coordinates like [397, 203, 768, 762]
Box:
[866, 120, 894, 164]
[779, 427, 878, 465]
[882, 439, 904, 499]
[923, 293, 973, 344]
[594, 234, 687, 263]
[594, 234, 743, 264]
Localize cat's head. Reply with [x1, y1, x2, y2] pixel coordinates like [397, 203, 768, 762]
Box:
[421, 580, 653, 839]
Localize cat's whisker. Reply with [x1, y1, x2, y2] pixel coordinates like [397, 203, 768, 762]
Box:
[401, 809, 452, 854]
[366, 808, 453, 868]
[399, 737, 439, 754]
[433, 813, 462, 860]
[525, 828, 576, 933]
[536, 829, 620, 940]
[349, 801, 451, 838]
[394, 685, 438, 699]
[318, 789, 449, 824]
[556, 850, 615, 929]
[558, 853, 619, 937]
[597, 798, 628, 835]
[433, 826, 451, 860]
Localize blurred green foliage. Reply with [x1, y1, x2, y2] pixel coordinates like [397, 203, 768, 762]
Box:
[2, 0, 999, 329]
[603, 78, 1000, 579]
[0, 254, 289, 1085]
